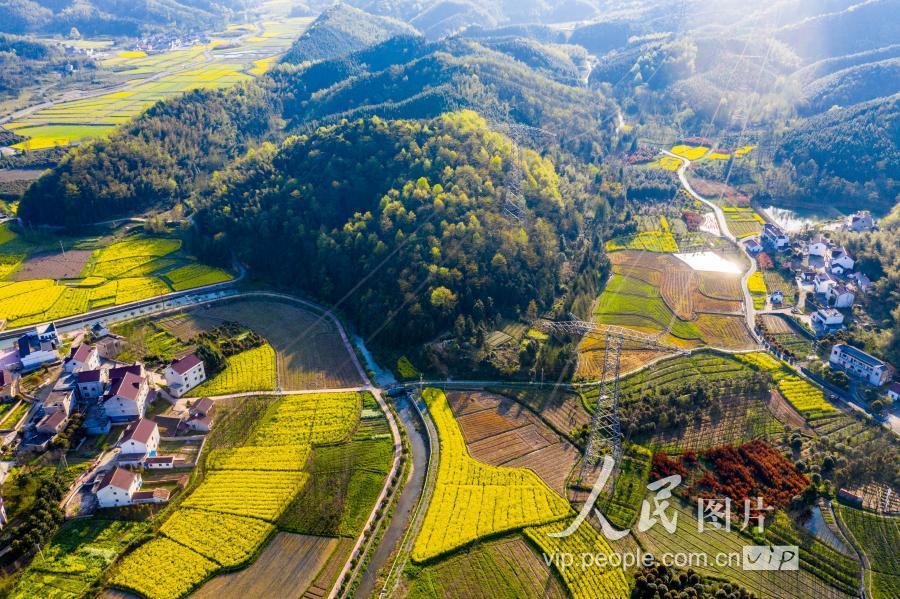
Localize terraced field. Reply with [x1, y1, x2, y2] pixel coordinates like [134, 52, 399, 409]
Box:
[109, 391, 371, 599]
[401, 536, 566, 598]
[635, 502, 854, 599]
[447, 390, 579, 494]
[578, 251, 754, 377]
[837, 507, 900, 599]
[186, 344, 277, 396]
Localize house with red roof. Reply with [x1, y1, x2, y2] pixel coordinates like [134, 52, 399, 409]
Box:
[101, 371, 149, 421]
[164, 354, 206, 398]
[64, 344, 99, 374]
[118, 418, 160, 466]
[95, 467, 142, 508]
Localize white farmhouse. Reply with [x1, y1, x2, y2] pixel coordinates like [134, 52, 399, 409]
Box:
[118, 418, 160, 466]
[829, 284, 855, 308]
[43, 389, 74, 416]
[812, 308, 844, 332]
[165, 354, 206, 398]
[828, 247, 855, 274]
[830, 344, 894, 386]
[101, 372, 148, 422]
[847, 211, 875, 232]
[64, 344, 100, 373]
[761, 223, 789, 250]
[888, 382, 900, 402]
[76, 369, 106, 400]
[814, 272, 836, 295]
[95, 467, 142, 508]
[807, 234, 830, 257]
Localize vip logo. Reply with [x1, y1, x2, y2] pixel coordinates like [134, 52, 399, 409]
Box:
[742, 545, 799, 571]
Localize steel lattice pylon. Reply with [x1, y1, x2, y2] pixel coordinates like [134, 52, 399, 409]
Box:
[540, 320, 687, 478]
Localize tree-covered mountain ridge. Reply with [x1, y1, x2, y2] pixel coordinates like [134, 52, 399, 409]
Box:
[191, 110, 605, 347]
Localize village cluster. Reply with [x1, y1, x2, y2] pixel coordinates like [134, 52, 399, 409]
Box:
[745, 211, 894, 390]
[1, 320, 216, 513]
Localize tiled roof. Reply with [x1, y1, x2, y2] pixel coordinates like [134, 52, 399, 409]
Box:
[121, 418, 158, 445]
[97, 467, 137, 491]
[77, 369, 103, 383]
[108, 364, 143, 379]
[68, 344, 93, 363]
[38, 411, 67, 429]
[106, 372, 144, 402]
[190, 397, 214, 415]
[169, 354, 201, 375]
[834, 344, 886, 368]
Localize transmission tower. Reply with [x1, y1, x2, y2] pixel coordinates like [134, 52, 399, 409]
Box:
[539, 320, 687, 479]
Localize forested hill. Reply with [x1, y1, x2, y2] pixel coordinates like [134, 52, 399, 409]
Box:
[191, 111, 606, 347]
[772, 93, 899, 213]
[280, 3, 419, 64]
[18, 31, 617, 227]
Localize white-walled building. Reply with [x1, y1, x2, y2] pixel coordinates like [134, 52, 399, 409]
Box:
[829, 284, 856, 308]
[101, 372, 148, 421]
[43, 389, 73, 417]
[815, 272, 836, 295]
[808, 235, 830, 257]
[118, 418, 160, 466]
[888, 382, 900, 402]
[847, 211, 875, 232]
[64, 344, 100, 373]
[830, 344, 893, 386]
[812, 309, 845, 333]
[95, 467, 142, 508]
[76, 369, 106, 400]
[829, 247, 855, 273]
[762, 223, 789, 249]
[165, 354, 206, 398]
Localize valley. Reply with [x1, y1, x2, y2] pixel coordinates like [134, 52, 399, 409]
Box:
[0, 2, 897, 599]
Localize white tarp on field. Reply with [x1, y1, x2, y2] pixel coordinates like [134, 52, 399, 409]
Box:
[674, 251, 742, 274]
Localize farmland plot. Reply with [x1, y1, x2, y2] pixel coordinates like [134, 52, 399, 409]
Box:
[187, 344, 277, 396]
[447, 390, 579, 494]
[192, 533, 339, 599]
[635, 502, 854, 599]
[412, 388, 572, 562]
[401, 536, 566, 599]
[110, 392, 365, 598]
[166, 299, 361, 389]
[837, 507, 900, 599]
[484, 386, 591, 440]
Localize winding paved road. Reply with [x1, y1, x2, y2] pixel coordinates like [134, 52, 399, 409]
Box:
[661, 149, 761, 341]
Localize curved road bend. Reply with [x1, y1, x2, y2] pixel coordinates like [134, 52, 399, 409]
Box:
[660, 149, 761, 341]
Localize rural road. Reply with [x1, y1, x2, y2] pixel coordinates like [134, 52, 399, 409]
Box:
[661, 149, 760, 340]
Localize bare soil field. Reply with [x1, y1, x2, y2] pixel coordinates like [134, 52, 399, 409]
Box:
[10, 250, 92, 281]
[687, 175, 750, 206]
[161, 299, 361, 390]
[760, 313, 794, 334]
[302, 538, 354, 599]
[0, 168, 44, 182]
[694, 314, 755, 349]
[485, 386, 591, 439]
[447, 390, 578, 494]
[698, 272, 744, 300]
[193, 533, 338, 599]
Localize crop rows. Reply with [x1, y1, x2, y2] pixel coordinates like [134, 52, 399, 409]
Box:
[837, 506, 899, 598]
[525, 518, 629, 599]
[165, 264, 233, 291]
[605, 231, 679, 253]
[160, 509, 274, 567]
[110, 537, 218, 599]
[187, 344, 277, 397]
[737, 353, 835, 417]
[412, 388, 571, 562]
[205, 444, 311, 471]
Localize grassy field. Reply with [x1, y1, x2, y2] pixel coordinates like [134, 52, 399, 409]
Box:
[635, 502, 854, 599]
[837, 507, 900, 599]
[596, 444, 652, 529]
[109, 391, 365, 599]
[8, 519, 148, 598]
[525, 519, 629, 599]
[7, 17, 312, 151]
[412, 388, 571, 563]
[187, 344, 277, 396]
[402, 536, 566, 598]
[0, 229, 232, 328]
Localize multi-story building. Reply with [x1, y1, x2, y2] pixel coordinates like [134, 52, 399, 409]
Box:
[830, 344, 893, 386]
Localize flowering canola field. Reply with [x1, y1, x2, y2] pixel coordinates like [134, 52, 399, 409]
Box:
[412, 388, 571, 562]
[110, 392, 363, 598]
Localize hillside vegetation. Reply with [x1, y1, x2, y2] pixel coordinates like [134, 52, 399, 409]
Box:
[192, 110, 594, 346]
